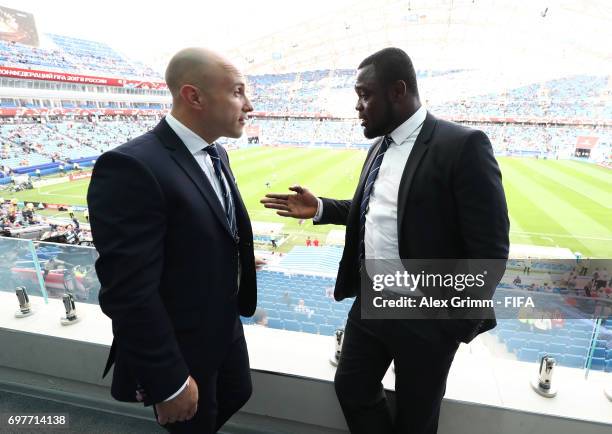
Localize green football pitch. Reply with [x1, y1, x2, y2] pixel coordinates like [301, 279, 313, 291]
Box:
[7, 147, 612, 257]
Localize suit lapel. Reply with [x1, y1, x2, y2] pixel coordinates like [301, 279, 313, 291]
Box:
[397, 112, 437, 235]
[152, 119, 233, 238]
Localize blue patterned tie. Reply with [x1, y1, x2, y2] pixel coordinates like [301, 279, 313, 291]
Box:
[359, 135, 393, 259]
[204, 143, 238, 238]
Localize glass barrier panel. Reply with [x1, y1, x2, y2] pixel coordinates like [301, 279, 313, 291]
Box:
[27, 240, 100, 305]
[0, 236, 47, 300]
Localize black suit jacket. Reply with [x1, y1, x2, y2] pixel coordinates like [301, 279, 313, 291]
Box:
[87, 119, 257, 405]
[316, 112, 509, 344]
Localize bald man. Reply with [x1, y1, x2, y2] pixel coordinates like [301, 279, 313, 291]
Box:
[87, 48, 257, 433]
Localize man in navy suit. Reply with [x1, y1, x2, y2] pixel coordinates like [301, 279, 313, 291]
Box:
[262, 48, 509, 433]
[88, 48, 258, 433]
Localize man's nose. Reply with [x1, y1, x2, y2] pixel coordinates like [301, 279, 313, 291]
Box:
[244, 96, 254, 112]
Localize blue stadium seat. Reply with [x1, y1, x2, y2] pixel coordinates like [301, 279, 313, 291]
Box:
[317, 308, 333, 317]
[589, 358, 606, 371]
[260, 300, 276, 310]
[606, 349, 612, 360]
[319, 324, 336, 336]
[554, 329, 570, 338]
[592, 347, 606, 359]
[548, 343, 567, 354]
[517, 348, 540, 362]
[567, 346, 588, 356]
[267, 318, 283, 330]
[497, 320, 520, 331]
[497, 329, 515, 342]
[284, 320, 301, 332]
[279, 310, 296, 321]
[301, 322, 318, 334]
[569, 331, 591, 341]
[506, 338, 526, 352]
[606, 360, 612, 373]
[515, 332, 532, 341]
[573, 322, 594, 332]
[572, 338, 590, 348]
[310, 313, 325, 324]
[562, 355, 586, 368]
[528, 340, 548, 351]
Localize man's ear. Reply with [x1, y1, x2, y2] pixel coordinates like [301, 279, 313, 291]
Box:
[179, 84, 206, 111]
[389, 80, 407, 102]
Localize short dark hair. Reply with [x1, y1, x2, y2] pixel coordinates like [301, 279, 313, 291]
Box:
[358, 47, 419, 97]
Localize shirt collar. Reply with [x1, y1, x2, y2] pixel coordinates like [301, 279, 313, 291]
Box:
[165, 112, 210, 155]
[388, 105, 427, 145]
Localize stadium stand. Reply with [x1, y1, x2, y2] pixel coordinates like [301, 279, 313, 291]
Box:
[492, 318, 612, 371]
[0, 35, 161, 79]
[252, 270, 352, 335]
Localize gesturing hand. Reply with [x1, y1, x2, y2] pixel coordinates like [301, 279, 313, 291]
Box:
[255, 256, 267, 271]
[154, 375, 199, 425]
[260, 185, 318, 219]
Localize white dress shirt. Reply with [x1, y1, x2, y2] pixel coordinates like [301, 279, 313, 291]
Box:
[314, 106, 427, 260]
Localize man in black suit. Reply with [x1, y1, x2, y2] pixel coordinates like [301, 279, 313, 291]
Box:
[88, 48, 259, 433]
[262, 48, 509, 433]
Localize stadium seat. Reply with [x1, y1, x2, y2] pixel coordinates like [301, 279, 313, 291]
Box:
[548, 343, 567, 354]
[267, 317, 283, 330]
[592, 347, 606, 359]
[279, 310, 296, 321]
[589, 358, 606, 371]
[606, 360, 612, 373]
[283, 320, 302, 332]
[572, 338, 590, 348]
[562, 355, 586, 369]
[528, 340, 548, 352]
[506, 338, 526, 353]
[567, 346, 588, 357]
[319, 324, 336, 336]
[497, 329, 515, 343]
[301, 322, 318, 334]
[310, 313, 326, 324]
[517, 348, 540, 362]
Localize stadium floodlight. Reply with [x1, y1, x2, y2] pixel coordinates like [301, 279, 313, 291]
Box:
[329, 328, 344, 367]
[531, 355, 558, 398]
[14, 286, 34, 318]
[60, 293, 80, 325]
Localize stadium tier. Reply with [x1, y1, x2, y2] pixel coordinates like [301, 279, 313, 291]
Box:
[492, 318, 612, 371]
[2, 117, 610, 171]
[0, 35, 161, 79]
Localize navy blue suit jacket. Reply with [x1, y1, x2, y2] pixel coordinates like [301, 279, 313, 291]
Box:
[87, 119, 257, 405]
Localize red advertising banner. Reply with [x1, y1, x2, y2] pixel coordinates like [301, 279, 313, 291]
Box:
[69, 172, 92, 181]
[576, 136, 598, 149]
[0, 66, 167, 89]
[0, 107, 165, 117]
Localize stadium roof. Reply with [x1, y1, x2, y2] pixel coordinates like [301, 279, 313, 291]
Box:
[227, 0, 612, 75]
[2, 0, 611, 75]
